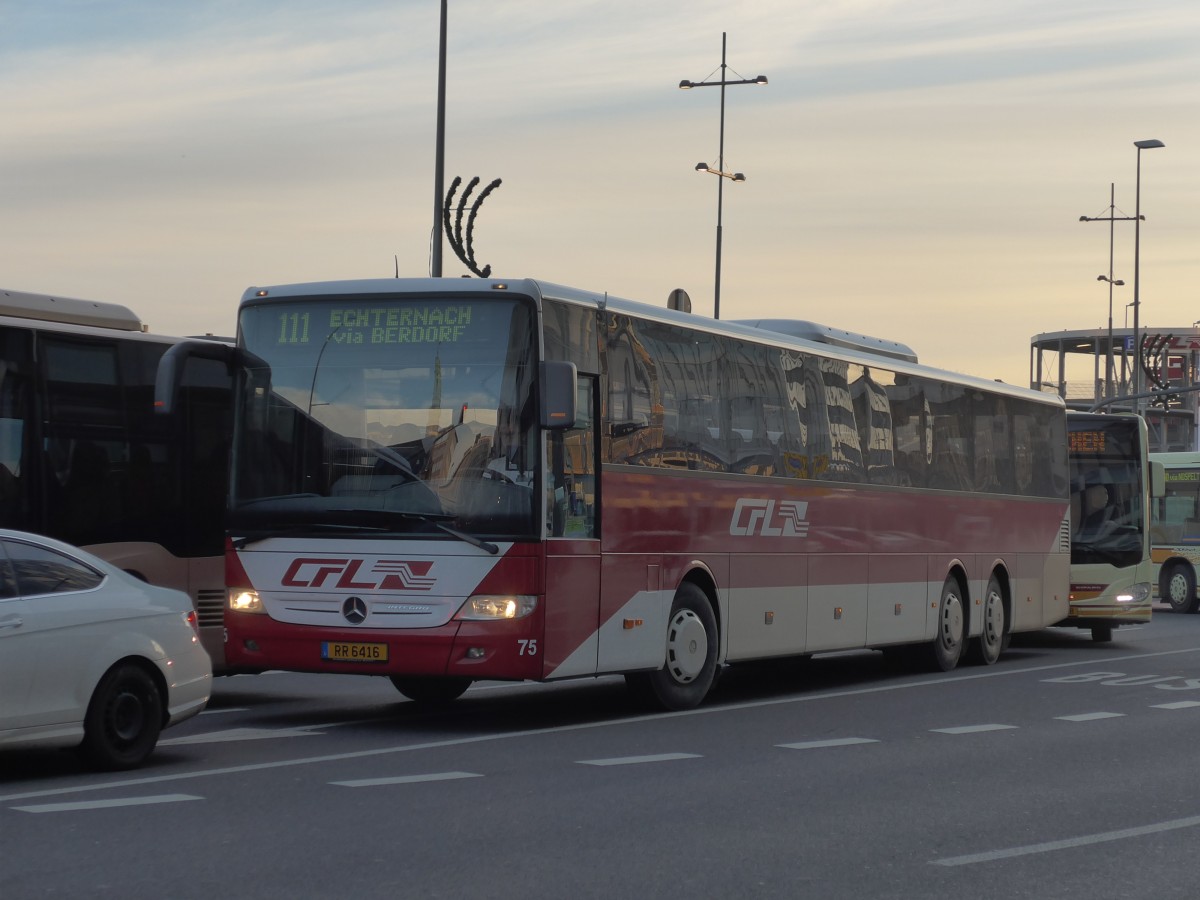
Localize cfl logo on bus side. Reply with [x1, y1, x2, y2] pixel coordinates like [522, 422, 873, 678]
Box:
[730, 499, 810, 537]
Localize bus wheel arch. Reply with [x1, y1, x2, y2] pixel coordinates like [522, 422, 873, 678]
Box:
[626, 576, 720, 711]
[929, 567, 968, 671]
[1161, 561, 1199, 614]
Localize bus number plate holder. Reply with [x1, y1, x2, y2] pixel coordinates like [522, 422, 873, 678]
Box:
[321, 641, 388, 663]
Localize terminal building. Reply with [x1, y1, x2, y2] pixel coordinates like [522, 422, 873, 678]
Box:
[1030, 325, 1200, 452]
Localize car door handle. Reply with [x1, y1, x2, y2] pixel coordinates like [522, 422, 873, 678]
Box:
[0, 613, 22, 630]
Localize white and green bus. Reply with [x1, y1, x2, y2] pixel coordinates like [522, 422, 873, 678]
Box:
[1063, 412, 1161, 640]
[1149, 450, 1200, 613]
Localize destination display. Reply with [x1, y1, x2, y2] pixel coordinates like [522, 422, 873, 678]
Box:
[276, 303, 478, 346]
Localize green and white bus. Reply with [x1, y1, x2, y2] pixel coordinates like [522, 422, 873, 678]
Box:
[1149, 450, 1200, 613]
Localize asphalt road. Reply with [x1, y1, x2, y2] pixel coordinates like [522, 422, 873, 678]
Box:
[5, 608, 1200, 900]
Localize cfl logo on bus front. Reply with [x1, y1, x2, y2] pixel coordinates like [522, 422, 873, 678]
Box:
[729, 499, 810, 537]
[280, 557, 437, 591]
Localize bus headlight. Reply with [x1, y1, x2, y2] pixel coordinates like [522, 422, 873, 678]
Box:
[456, 595, 537, 620]
[229, 589, 265, 613]
[1116, 582, 1151, 604]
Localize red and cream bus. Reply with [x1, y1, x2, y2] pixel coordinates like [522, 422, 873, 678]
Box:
[0, 288, 232, 667]
[157, 278, 1070, 709]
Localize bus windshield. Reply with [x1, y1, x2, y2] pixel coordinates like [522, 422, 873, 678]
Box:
[1068, 416, 1145, 568]
[231, 295, 539, 540]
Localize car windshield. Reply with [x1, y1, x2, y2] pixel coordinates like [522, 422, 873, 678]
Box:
[231, 295, 539, 541]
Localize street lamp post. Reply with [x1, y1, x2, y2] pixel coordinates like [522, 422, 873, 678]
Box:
[430, 0, 448, 277]
[1096, 274, 1125, 398]
[1132, 139, 1165, 409]
[679, 33, 767, 320]
[1080, 183, 1136, 400]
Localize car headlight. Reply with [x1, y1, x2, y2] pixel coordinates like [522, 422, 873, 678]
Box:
[228, 589, 265, 613]
[456, 595, 537, 620]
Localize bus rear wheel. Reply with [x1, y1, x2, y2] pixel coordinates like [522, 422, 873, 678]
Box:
[1163, 564, 1199, 614]
[929, 575, 965, 671]
[626, 582, 718, 711]
[967, 574, 1005, 665]
[389, 676, 472, 704]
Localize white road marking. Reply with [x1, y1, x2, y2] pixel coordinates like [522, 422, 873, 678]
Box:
[4, 644, 1198, 805]
[1055, 712, 1125, 722]
[1152, 700, 1200, 710]
[578, 753, 701, 766]
[930, 724, 1017, 735]
[932, 815, 1200, 866]
[332, 772, 482, 787]
[778, 738, 879, 749]
[159, 727, 323, 745]
[13, 794, 202, 814]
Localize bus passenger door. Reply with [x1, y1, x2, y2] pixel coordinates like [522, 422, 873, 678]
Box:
[542, 375, 601, 680]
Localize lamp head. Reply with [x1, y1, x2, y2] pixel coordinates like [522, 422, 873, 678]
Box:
[732, 173, 746, 182]
[695, 162, 710, 172]
[1134, 139, 1165, 150]
[679, 80, 693, 90]
[753, 75, 768, 85]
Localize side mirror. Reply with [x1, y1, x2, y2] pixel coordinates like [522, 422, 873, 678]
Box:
[1150, 460, 1166, 499]
[155, 340, 235, 415]
[540, 361, 577, 430]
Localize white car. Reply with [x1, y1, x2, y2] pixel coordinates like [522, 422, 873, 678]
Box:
[0, 530, 211, 770]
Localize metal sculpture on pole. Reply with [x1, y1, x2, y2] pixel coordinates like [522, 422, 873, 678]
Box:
[443, 176, 502, 278]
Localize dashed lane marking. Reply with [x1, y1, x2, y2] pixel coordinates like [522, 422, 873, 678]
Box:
[332, 772, 482, 787]
[577, 753, 701, 766]
[930, 724, 1018, 735]
[1055, 712, 1126, 722]
[13, 794, 202, 814]
[778, 738, 880, 750]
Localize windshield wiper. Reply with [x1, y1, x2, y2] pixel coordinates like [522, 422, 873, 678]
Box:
[433, 522, 499, 555]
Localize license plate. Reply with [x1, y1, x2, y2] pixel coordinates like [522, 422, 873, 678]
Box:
[321, 641, 388, 663]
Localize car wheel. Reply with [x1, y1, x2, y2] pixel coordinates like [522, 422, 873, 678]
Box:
[81, 664, 163, 771]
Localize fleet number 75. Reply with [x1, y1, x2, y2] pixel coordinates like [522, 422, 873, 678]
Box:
[517, 639, 538, 656]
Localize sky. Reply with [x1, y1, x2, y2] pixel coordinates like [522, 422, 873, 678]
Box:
[2, 0, 1199, 387]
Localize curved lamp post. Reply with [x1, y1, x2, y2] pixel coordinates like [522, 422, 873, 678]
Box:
[679, 33, 767, 320]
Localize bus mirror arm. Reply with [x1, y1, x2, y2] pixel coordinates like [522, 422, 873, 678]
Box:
[154, 339, 237, 415]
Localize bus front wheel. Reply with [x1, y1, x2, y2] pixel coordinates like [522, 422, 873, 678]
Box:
[1163, 564, 1199, 614]
[626, 582, 718, 711]
[389, 676, 472, 704]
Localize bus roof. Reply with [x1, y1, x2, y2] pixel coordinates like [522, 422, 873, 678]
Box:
[0, 288, 145, 332]
[238, 277, 1061, 408]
